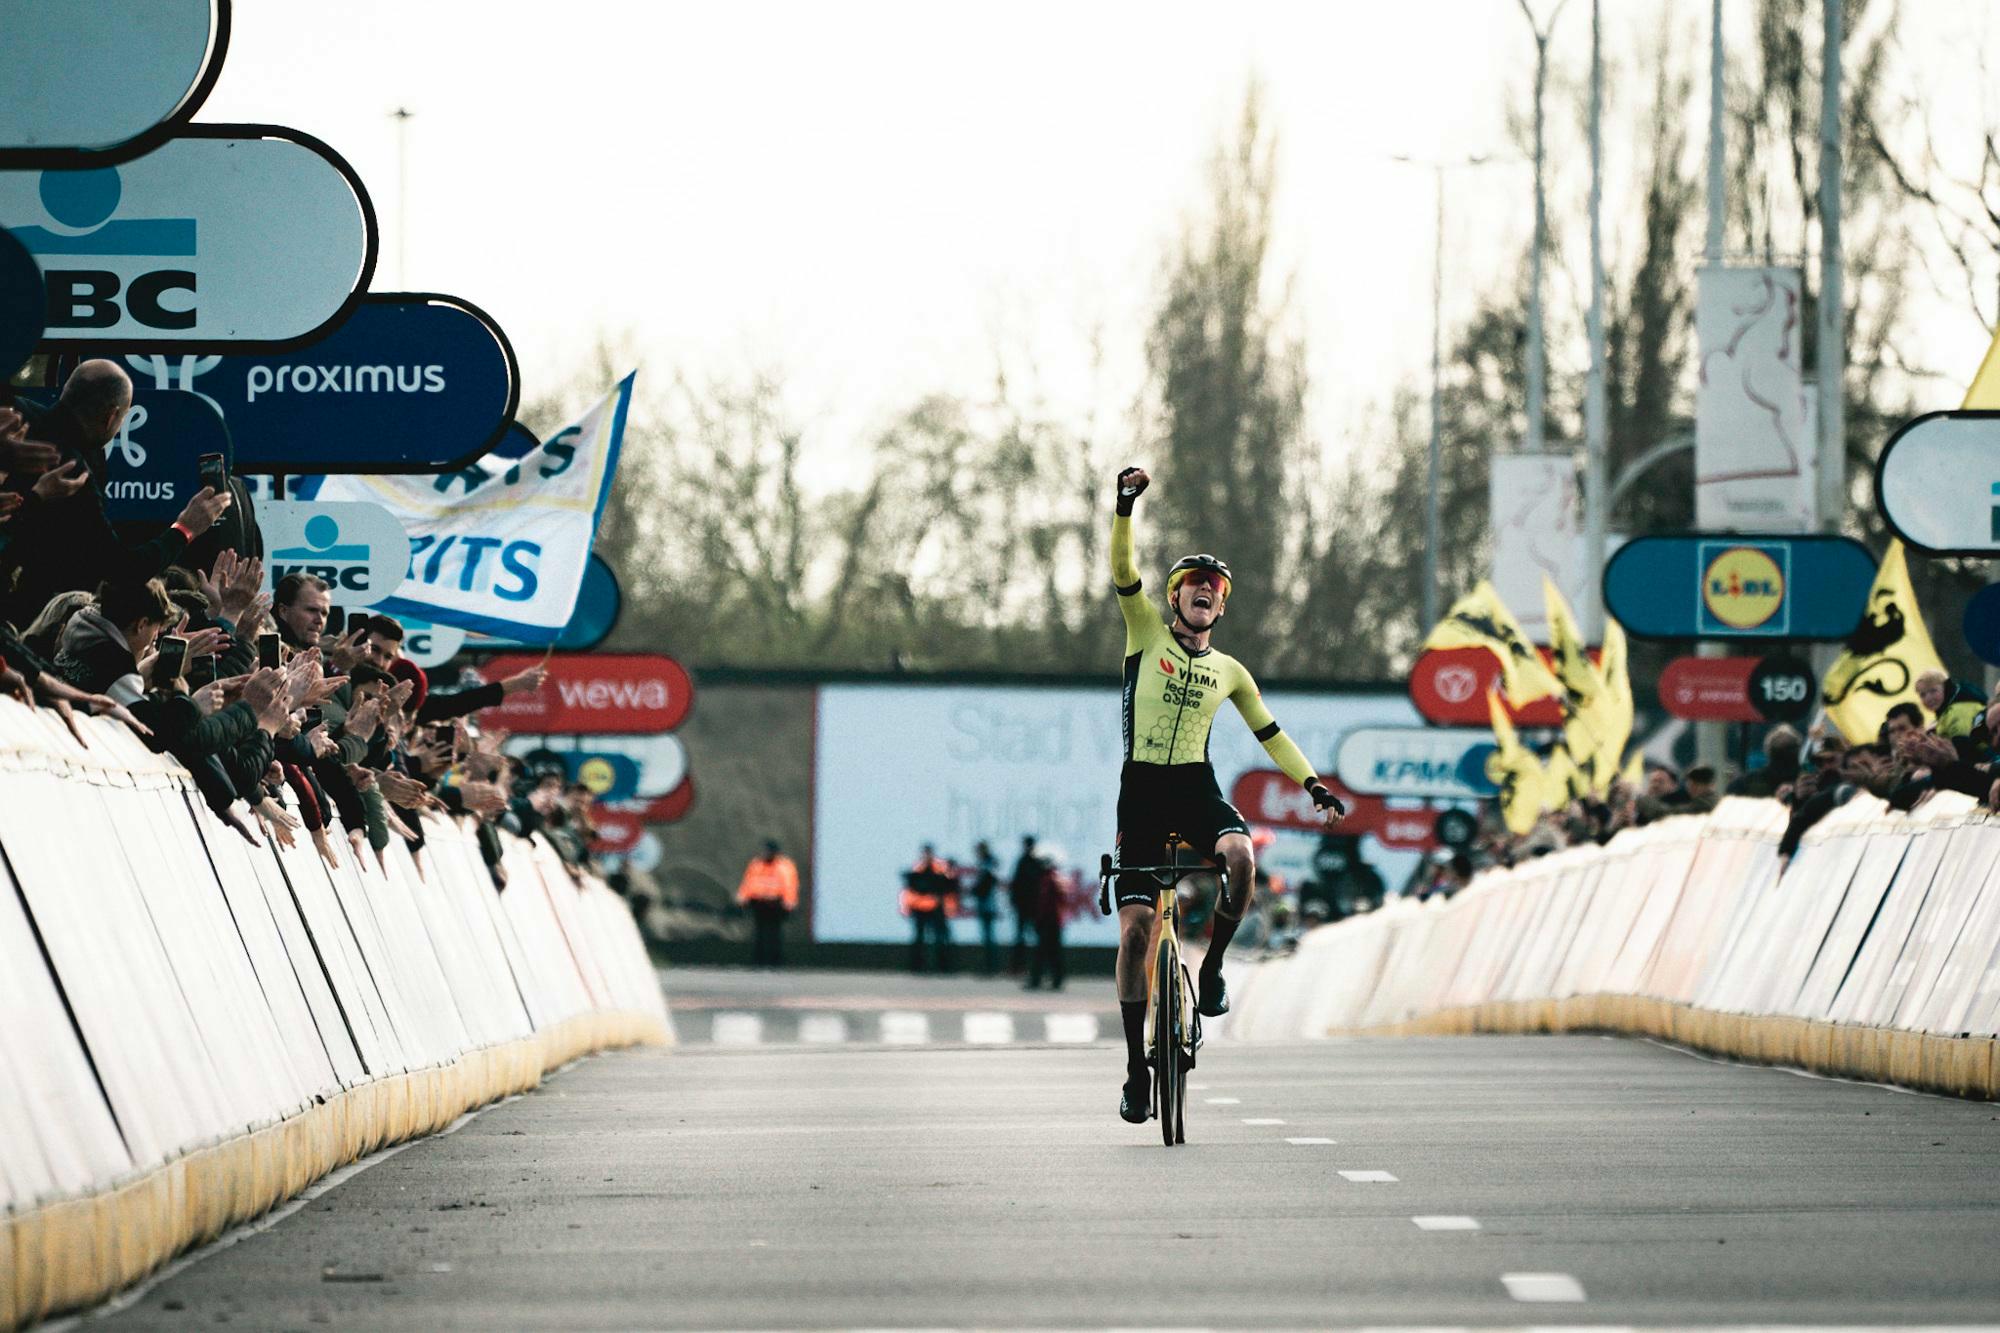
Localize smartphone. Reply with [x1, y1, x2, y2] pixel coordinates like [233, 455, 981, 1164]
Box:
[324, 603, 346, 638]
[303, 707, 323, 732]
[257, 631, 282, 670]
[155, 634, 189, 681]
[197, 451, 228, 494]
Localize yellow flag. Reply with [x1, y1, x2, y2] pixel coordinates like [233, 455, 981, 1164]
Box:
[1486, 688, 1549, 835]
[1545, 742, 1589, 806]
[1425, 580, 1560, 703]
[1621, 748, 1645, 789]
[1541, 576, 1600, 707]
[1821, 540, 1945, 744]
[1588, 618, 1635, 791]
[1963, 324, 2000, 408]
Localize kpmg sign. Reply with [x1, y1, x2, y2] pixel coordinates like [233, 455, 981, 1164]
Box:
[120, 294, 519, 472]
[0, 1, 228, 166]
[1334, 726, 1498, 801]
[1603, 534, 1876, 641]
[0, 125, 375, 350]
[1875, 412, 2000, 556]
[260, 501, 407, 607]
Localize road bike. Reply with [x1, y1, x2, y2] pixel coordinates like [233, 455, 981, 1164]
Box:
[1099, 837, 1223, 1147]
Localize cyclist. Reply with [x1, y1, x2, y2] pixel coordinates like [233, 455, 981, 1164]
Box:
[1108, 465, 1345, 1124]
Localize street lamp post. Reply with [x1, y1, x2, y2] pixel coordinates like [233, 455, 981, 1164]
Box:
[1395, 154, 1509, 633]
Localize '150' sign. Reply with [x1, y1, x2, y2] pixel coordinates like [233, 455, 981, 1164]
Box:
[475, 653, 693, 735]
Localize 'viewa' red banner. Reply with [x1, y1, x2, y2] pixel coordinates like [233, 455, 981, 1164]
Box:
[476, 653, 693, 734]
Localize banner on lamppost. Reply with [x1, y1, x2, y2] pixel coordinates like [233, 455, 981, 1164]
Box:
[1695, 265, 1817, 533]
[1489, 453, 1583, 642]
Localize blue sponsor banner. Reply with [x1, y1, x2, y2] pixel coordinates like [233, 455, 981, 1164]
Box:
[468, 553, 621, 653]
[115, 293, 517, 473]
[100, 387, 231, 523]
[0, 227, 42, 375]
[1604, 533, 1876, 641]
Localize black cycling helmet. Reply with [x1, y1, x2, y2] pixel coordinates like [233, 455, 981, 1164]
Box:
[1166, 553, 1232, 602]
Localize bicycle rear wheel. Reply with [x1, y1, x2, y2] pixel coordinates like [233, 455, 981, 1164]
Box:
[1154, 936, 1179, 1147]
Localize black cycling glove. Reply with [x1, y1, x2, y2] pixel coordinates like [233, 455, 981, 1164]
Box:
[1306, 780, 1348, 818]
[1115, 467, 1148, 515]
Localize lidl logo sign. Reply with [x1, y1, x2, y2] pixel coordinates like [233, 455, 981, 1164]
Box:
[1698, 542, 1790, 635]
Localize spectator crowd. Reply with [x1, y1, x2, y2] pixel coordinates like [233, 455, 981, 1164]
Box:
[1, 360, 606, 891]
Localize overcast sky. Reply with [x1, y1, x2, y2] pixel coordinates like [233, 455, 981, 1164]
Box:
[201, 0, 2000, 477]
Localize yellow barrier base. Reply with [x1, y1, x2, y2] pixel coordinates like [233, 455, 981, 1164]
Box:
[1335, 997, 1999, 1103]
[4, 1011, 669, 1332]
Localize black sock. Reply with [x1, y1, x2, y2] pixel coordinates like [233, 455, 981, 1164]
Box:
[1120, 1000, 1146, 1077]
[1203, 911, 1240, 976]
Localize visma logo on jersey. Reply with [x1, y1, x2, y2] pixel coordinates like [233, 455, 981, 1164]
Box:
[260, 501, 407, 607]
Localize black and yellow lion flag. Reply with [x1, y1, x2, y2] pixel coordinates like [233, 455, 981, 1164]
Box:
[1424, 580, 1560, 704]
[1821, 540, 1944, 744]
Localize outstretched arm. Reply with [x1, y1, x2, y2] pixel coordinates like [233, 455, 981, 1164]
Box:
[1230, 678, 1347, 820]
[1111, 467, 1156, 650]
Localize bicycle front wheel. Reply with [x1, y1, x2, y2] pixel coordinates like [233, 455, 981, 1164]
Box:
[1155, 936, 1180, 1147]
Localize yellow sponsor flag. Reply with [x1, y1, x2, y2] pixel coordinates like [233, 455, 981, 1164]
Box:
[1542, 576, 1609, 791]
[1821, 540, 1945, 744]
[1425, 580, 1560, 704]
[1545, 741, 1590, 807]
[1486, 688, 1549, 835]
[1621, 748, 1645, 789]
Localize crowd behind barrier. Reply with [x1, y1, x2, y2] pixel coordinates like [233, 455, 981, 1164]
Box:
[0, 701, 671, 1331]
[1231, 794, 2000, 1100]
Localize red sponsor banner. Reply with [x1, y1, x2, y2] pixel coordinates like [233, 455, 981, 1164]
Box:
[1229, 770, 1443, 853]
[476, 653, 693, 734]
[1408, 647, 1573, 727]
[1658, 655, 1760, 722]
[590, 807, 647, 853]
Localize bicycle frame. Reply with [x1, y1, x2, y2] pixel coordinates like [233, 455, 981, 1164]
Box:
[1099, 841, 1228, 1146]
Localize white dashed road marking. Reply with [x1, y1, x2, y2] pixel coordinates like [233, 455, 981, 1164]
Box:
[1043, 1013, 1099, 1043]
[1284, 1137, 1336, 1145]
[962, 1012, 1015, 1044]
[1241, 1118, 1286, 1125]
[1502, 1272, 1587, 1303]
[1339, 1169, 1398, 1183]
[1412, 1215, 1481, 1230]
[797, 1013, 848, 1044]
[711, 1012, 763, 1045]
[1204, 1097, 1241, 1105]
[879, 1012, 930, 1044]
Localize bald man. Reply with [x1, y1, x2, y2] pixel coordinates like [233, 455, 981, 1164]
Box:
[3, 360, 231, 624]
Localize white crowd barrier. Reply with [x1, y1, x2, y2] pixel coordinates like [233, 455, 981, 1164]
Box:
[0, 700, 671, 1329]
[1233, 794, 2000, 1100]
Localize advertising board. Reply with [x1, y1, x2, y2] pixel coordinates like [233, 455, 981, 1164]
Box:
[475, 653, 693, 735]
[0, 125, 375, 350]
[811, 682, 1421, 945]
[1333, 726, 1497, 800]
[1875, 412, 2000, 556]
[1603, 534, 1875, 640]
[0, 0, 227, 166]
[117, 293, 518, 472]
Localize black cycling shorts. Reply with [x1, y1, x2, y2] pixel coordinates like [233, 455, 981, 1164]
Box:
[1112, 761, 1249, 909]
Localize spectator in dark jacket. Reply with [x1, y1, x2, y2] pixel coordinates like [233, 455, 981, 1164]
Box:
[1728, 725, 1803, 798]
[1007, 834, 1043, 975]
[53, 578, 176, 703]
[3, 361, 232, 624]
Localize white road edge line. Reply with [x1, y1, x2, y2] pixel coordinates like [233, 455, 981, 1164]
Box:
[879, 1011, 930, 1044]
[46, 1049, 599, 1330]
[1412, 1215, 1481, 1230]
[797, 1013, 849, 1044]
[962, 1012, 1015, 1044]
[1043, 1012, 1099, 1043]
[1502, 1271, 1588, 1303]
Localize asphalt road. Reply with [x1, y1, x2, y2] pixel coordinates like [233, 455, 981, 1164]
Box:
[80, 978, 2000, 1329]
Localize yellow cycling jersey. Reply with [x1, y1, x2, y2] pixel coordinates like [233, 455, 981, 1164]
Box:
[1111, 511, 1319, 787]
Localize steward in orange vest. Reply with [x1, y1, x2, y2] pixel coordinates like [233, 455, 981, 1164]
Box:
[738, 840, 799, 966]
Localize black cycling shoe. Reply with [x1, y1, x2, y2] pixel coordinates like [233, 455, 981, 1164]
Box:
[1119, 1072, 1151, 1123]
[1197, 970, 1229, 1017]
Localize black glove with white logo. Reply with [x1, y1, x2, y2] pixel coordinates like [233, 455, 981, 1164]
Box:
[1306, 780, 1347, 818]
[1115, 467, 1148, 515]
